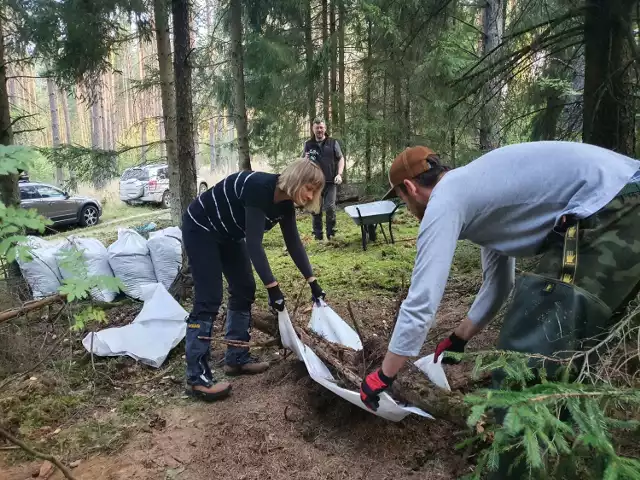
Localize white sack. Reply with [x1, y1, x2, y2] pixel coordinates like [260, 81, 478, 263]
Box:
[279, 300, 449, 421]
[107, 228, 158, 300]
[16, 236, 63, 299]
[57, 236, 119, 302]
[147, 227, 182, 290]
[82, 283, 187, 368]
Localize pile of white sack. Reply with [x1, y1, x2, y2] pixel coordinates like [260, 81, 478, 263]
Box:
[16, 226, 183, 302]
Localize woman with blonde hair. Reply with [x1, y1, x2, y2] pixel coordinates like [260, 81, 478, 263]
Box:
[181, 158, 327, 402]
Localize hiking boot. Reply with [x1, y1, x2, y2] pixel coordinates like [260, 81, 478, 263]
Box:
[224, 356, 270, 376]
[186, 381, 232, 402]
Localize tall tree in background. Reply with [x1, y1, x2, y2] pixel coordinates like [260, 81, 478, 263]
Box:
[172, 0, 197, 221]
[0, 12, 18, 209]
[305, 0, 315, 134]
[321, 0, 330, 122]
[138, 38, 148, 162]
[155, 0, 181, 224]
[229, 0, 251, 171]
[582, 0, 635, 154]
[46, 78, 64, 185]
[479, 0, 504, 152]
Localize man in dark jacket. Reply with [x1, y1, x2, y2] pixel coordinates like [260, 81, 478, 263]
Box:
[302, 118, 345, 240]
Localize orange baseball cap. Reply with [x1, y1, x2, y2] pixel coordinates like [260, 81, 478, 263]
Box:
[382, 146, 437, 200]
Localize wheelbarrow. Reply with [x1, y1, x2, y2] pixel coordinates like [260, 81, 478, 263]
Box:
[344, 200, 402, 251]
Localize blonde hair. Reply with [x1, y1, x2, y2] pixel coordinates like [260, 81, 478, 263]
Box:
[277, 158, 325, 214]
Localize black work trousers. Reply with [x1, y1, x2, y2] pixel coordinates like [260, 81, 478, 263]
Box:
[182, 213, 256, 385]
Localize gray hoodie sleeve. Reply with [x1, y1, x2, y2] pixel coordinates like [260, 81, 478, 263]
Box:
[467, 248, 515, 327]
[388, 199, 464, 357]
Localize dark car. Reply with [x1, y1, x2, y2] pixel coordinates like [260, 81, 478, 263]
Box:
[19, 182, 102, 227]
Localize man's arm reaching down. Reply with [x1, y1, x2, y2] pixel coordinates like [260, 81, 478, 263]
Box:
[382, 201, 465, 377]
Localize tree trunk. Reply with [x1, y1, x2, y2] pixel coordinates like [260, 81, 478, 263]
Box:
[321, 0, 330, 122]
[338, 0, 345, 139]
[330, 0, 338, 133]
[172, 0, 198, 223]
[60, 91, 72, 145]
[305, 0, 315, 134]
[209, 118, 216, 172]
[392, 72, 402, 153]
[46, 78, 64, 186]
[404, 76, 411, 146]
[479, 0, 504, 152]
[582, 0, 635, 154]
[381, 74, 387, 176]
[139, 39, 147, 161]
[364, 20, 372, 185]
[0, 15, 18, 209]
[229, 0, 252, 171]
[156, 0, 181, 224]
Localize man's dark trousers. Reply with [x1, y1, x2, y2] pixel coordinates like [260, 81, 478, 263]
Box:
[312, 183, 337, 239]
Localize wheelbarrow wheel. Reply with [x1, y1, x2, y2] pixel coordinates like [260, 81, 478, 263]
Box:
[367, 224, 377, 242]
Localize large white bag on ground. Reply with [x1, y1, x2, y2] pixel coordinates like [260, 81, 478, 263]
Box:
[148, 226, 182, 290]
[16, 236, 63, 299]
[107, 228, 158, 300]
[82, 283, 187, 368]
[279, 300, 450, 422]
[57, 236, 119, 302]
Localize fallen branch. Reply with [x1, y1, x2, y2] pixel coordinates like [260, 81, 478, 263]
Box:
[0, 294, 65, 324]
[198, 336, 280, 349]
[0, 427, 78, 480]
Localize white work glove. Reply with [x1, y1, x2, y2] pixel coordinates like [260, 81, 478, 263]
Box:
[334, 174, 343, 185]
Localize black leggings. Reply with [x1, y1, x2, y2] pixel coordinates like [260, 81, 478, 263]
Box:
[182, 215, 256, 318]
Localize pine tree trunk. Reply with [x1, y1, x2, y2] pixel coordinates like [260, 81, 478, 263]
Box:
[0, 15, 18, 209]
[156, 0, 181, 224]
[404, 76, 411, 146]
[229, 0, 252, 171]
[338, 0, 345, 139]
[209, 118, 216, 172]
[582, 0, 635, 154]
[60, 91, 72, 144]
[392, 72, 402, 153]
[47, 78, 64, 186]
[138, 39, 147, 161]
[381, 75, 387, 176]
[479, 0, 504, 152]
[172, 0, 198, 222]
[100, 80, 108, 150]
[330, 0, 338, 133]
[364, 20, 372, 185]
[321, 0, 330, 122]
[76, 85, 88, 146]
[305, 0, 315, 134]
[124, 49, 132, 131]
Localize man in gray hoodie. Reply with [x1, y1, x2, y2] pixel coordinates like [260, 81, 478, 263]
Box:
[360, 142, 640, 415]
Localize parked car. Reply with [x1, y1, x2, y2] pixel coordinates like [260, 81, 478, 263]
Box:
[119, 164, 209, 208]
[19, 181, 102, 227]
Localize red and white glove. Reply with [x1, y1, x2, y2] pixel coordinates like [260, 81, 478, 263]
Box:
[360, 368, 395, 411]
[434, 332, 468, 364]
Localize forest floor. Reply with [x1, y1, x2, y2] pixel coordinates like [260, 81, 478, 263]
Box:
[0, 207, 505, 480]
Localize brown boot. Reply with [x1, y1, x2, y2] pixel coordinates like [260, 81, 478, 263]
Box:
[186, 381, 232, 402]
[224, 358, 270, 376]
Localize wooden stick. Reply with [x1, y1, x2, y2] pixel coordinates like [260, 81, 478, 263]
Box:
[197, 336, 279, 348]
[0, 294, 65, 324]
[0, 427, 78, 480]
[347, 301, 367, 378]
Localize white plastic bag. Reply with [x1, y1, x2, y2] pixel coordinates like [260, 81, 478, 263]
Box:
[16, 236, 63, 299]
[279, 300, 446, 421]
[107, 228, 158, 300]
[82, 283, 187, 367]
[148, 227, 182, 290]
[414, 354, 451, 391]
[57, 236, 119, 302]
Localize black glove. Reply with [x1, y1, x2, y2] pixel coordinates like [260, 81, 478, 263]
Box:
[434, 332, 467, 364]
[267, 284, 285, 312]
[309, 280, 326, 304]
[360, 368, 395, 411]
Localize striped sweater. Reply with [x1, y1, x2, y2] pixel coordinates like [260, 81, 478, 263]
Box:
[185, 171, 313, 285]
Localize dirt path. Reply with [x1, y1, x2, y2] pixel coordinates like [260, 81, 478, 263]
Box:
[0, 295, 493, 480]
